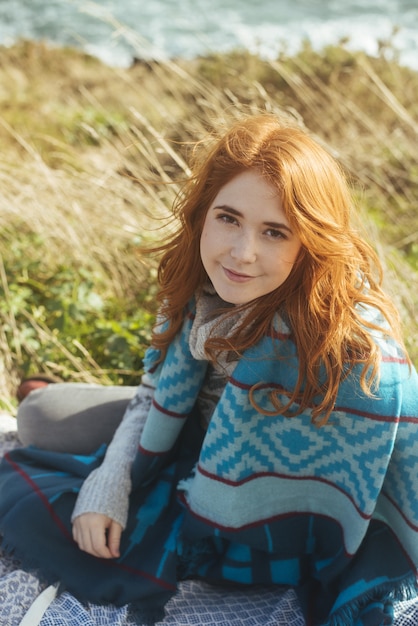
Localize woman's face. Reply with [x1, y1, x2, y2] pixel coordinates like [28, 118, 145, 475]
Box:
[200, 169, 302, 305]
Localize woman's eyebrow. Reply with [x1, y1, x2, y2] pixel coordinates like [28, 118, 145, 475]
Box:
[214, 205, 293, 232]
[263, 221, 293, 233]
[213, 204, 242, 215]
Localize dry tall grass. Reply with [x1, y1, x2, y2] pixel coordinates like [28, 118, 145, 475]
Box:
[0, 38, 417, 410]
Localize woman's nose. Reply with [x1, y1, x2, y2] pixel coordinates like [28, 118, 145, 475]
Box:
[230, 232, 257, 263]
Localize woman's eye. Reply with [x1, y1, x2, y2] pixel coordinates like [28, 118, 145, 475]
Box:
[265, 228, 286, 240]
[217, 213, 238, 225]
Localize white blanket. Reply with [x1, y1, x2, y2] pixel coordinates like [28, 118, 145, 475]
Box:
[0, 414, 416, 626]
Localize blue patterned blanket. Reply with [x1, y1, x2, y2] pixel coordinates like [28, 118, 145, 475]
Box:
[0, 414, 416, 626]
[0, 300, 418, 626]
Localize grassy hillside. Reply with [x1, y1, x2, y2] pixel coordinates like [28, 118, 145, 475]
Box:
[0, 39, 417, 411]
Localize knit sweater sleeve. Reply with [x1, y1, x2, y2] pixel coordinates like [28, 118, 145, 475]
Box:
[71, 379, 154, 529]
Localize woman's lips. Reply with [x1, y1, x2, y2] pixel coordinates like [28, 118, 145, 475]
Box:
[223, 267, 254, 283]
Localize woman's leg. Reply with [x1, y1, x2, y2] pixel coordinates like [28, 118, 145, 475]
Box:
[17, 383, 137, 454]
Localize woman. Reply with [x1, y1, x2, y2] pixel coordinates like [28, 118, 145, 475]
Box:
[1, 114, 417, 626]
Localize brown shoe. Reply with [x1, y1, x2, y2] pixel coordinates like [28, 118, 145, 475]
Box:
[16, 374, 62, 403]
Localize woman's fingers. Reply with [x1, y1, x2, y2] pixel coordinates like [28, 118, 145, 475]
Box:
[107, 521, 122, 558]
[72, 513, 121, 559]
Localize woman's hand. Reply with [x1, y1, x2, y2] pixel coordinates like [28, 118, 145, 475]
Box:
[72, 512, 122, 559]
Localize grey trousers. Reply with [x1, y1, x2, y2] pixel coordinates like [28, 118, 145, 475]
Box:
[17, 383, 137, 455]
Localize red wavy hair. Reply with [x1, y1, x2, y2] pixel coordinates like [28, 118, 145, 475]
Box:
[149, 114, 406, 425]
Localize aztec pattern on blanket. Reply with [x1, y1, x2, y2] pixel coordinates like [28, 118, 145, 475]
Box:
[0, 424, 305, 626]
[0, 424, 415, 626]
[0, 419, 416, 626]
[0, 299, 418, 626]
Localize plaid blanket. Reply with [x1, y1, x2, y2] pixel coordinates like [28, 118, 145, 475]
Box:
[0, 417, 417, 626]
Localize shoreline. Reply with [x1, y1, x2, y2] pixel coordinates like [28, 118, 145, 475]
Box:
[1, 34, 417, 74]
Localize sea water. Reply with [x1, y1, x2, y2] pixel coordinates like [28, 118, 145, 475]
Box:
[0, 0, 416, 68]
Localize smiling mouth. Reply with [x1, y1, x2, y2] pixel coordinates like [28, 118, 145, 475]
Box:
[223, 267, 254, 282]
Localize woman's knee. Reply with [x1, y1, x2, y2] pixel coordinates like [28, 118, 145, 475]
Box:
[17, 383, 137, 454]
